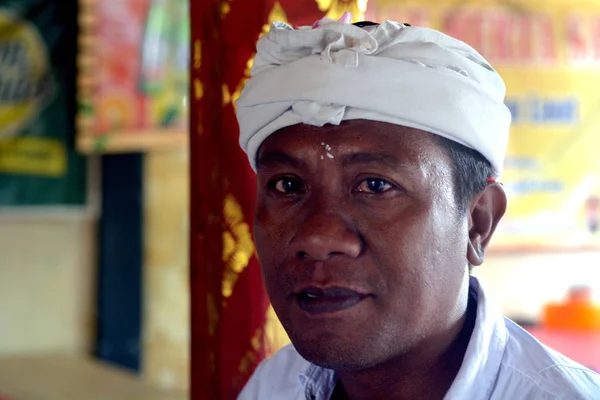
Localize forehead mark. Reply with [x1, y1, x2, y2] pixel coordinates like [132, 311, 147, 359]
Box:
[320, 141, 335, 159]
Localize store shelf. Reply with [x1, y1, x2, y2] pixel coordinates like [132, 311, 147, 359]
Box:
[0, 355, 186, 400]
[77, 129, 188, 154]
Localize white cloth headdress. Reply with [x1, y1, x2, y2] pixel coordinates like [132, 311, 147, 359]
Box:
[236, 18, 511, 177]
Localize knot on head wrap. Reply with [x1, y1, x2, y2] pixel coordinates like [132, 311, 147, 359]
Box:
[236, 20, 511, 177]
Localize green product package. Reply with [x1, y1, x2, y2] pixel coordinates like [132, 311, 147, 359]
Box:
[0, 0, 86, 207]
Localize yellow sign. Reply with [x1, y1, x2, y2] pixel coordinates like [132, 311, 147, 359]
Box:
[0, 137, 66, 177]
[258, 0, 600, 357]
[367, 0, 600, 249]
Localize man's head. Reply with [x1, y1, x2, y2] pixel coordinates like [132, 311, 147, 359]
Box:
[253, 120, 505, 369]
[236, 19, 509, 370]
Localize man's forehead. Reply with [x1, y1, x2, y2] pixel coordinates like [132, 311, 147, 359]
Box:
[269, 120, 433, 148]
[258, 120, 443, 168]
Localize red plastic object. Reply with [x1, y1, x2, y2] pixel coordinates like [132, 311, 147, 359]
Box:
[531, 286, 600, 373]
[542, 286, 600, 331]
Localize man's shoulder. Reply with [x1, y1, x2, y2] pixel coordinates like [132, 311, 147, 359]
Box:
[498, 318, 600, 399]
[238, 345, 311, 399]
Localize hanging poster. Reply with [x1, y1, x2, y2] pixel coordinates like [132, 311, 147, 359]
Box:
[0, 0, 86, 207]
[77, 0, 189, 153]
[367, 0, 600, 250]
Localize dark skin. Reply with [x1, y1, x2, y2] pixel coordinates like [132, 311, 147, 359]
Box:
[254, 119, 507, 400]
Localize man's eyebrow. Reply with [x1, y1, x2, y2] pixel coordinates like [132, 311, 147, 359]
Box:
[257, 151, 303, 169]
[341, 152, 414, 170]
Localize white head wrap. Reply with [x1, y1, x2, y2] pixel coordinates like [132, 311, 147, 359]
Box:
[236, 20, 511, 177]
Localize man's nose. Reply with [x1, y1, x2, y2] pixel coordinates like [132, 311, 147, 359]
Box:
[289, 206, 362, 261]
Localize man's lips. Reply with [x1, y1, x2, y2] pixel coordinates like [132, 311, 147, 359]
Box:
[295, 286, 369, 315]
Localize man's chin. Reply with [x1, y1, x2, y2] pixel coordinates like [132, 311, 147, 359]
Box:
[290, 335, 381, 371]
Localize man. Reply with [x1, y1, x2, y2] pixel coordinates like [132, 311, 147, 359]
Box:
[234, 16, 600, 400]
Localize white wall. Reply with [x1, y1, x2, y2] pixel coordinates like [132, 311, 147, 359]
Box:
[143, 150, 189, 392]
[0, 216, 96, 355]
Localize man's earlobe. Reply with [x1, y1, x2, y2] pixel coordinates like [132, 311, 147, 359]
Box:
[467, 237, 484, 266]
[466, 183, 507, 266]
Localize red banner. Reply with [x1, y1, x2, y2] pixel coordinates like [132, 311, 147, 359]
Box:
[190, 1, 270, 399]
[190, 1, 342, 399]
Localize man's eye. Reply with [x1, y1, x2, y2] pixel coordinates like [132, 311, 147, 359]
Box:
[268, 177, 305, 195]
[355, 178, 393, 194]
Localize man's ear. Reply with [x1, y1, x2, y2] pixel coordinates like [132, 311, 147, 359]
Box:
[467, 183, 507, 267]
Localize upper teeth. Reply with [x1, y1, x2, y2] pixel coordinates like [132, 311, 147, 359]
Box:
[306, 293, 319, 298]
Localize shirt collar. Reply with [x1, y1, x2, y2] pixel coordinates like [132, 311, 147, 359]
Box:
[297, 276, 509, 400]
[299, 362, 336, 400]
[444, 277, 508, 399]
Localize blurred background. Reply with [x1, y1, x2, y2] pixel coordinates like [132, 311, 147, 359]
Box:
[0, 0, 599, 399]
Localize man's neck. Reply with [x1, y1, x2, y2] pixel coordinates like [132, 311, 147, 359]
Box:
[332, 293, 477, 400]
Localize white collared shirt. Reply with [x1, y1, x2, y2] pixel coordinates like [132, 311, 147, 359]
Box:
[238, 277, 600, 399]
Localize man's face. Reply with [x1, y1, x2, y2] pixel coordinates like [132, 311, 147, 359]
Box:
[254, 120, 472, 370]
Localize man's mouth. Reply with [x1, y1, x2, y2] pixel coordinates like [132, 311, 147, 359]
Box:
[296, 286, 368, 314]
